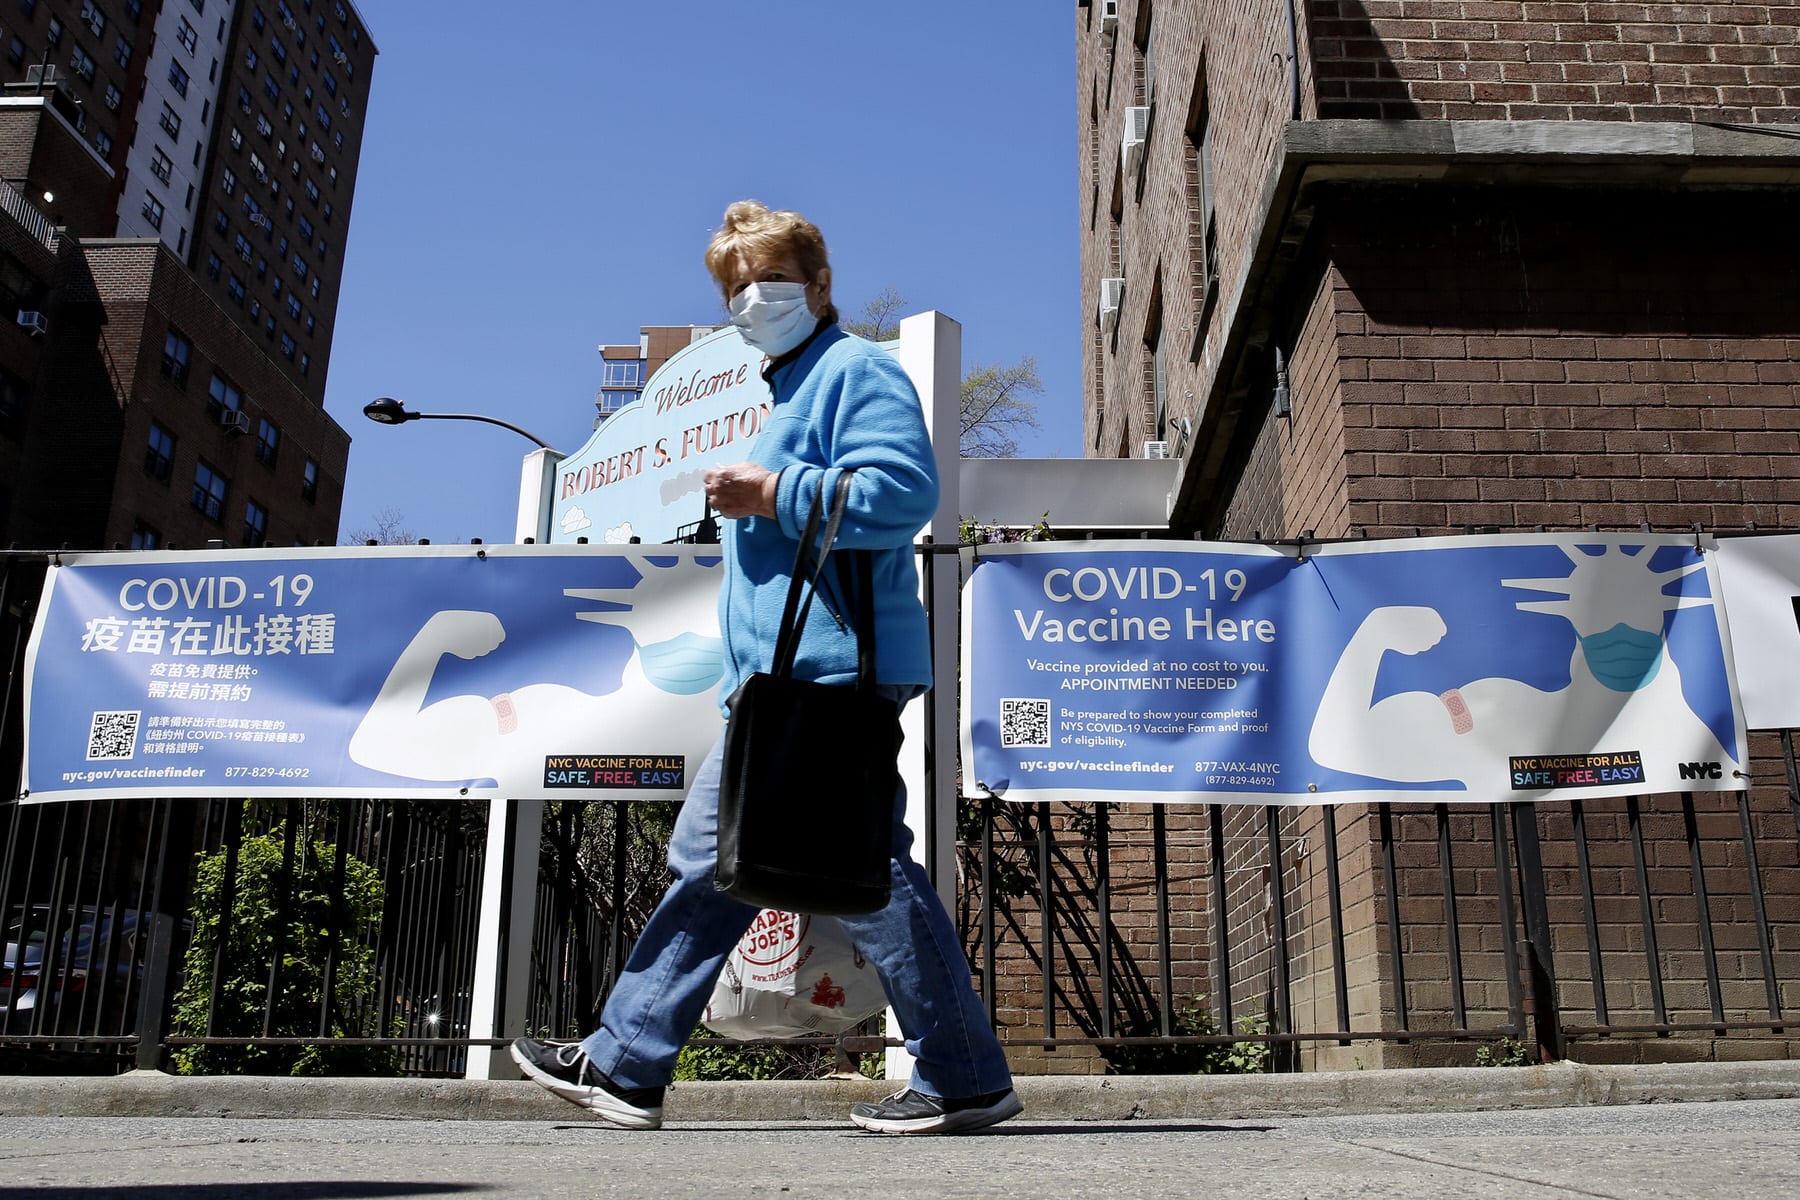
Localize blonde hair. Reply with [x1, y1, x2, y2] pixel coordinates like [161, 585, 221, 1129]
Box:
[704, 200, 839, 325]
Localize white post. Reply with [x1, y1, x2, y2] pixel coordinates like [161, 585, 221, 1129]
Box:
[515, 448, 561, 545]
[888, 310, 963, 1081]
[462, 797, 543, 1080]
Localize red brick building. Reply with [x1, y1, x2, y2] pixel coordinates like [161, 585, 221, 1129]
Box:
[0, 0, 376, 550]
[1040, 0, 1800, 1072]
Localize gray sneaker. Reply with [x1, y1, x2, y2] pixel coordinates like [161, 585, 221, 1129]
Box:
[849, 1087, 1023, 1135]
[509, 1037, 663, 1130]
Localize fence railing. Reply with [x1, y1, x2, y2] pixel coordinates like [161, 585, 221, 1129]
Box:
[0, 544, 1795, 1076]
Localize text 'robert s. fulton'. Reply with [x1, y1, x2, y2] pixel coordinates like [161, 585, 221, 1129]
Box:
[1012, 562, 1276, 666]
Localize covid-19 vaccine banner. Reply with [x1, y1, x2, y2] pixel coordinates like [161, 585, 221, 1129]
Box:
[960, 534, 1746, 806]
[21, 545, 726, 804]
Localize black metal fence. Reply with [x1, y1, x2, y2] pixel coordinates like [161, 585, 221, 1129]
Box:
[0, 544, 1796, 1076]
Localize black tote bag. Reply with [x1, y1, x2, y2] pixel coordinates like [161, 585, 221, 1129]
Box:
[715, 470, 901, 916]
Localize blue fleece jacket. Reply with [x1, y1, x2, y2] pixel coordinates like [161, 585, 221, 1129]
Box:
[717, 324, 939, 710]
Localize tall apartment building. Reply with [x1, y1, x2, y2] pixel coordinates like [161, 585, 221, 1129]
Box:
[1058, 1, 1800, 1072]
[0, 0, 374, 551]
[594, 325, 721, 426]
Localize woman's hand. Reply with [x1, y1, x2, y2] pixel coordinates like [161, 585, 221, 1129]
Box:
[704, 463, 779, 519]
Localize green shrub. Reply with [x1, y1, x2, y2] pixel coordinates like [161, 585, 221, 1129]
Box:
[674, 1024, 882, 1082]
[170, 830, 396, 1076]
[1103, 996, 1272, 1076]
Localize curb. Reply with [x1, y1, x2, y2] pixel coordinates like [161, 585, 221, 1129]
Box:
[3, 1060, 1799, 1123]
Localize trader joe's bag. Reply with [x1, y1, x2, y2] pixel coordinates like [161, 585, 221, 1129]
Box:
[702, 909, 887, 1039]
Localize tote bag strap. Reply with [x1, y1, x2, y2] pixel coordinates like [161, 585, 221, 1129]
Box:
[770, 468, 857, 678]
[834, 546, 878, 695]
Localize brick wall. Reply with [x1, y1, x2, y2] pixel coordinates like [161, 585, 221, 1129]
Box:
[1310, 0, 1800, 121]
[1317, 184, 1800, 537]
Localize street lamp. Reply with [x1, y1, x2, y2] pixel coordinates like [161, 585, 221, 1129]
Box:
[362, 397, 562, 454]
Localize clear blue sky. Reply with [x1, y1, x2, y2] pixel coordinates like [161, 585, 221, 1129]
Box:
[323, 1, 1081, 545]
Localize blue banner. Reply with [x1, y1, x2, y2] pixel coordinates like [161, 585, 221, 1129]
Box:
[22, 545, 726, 803]
[959, 534, 1746, 805]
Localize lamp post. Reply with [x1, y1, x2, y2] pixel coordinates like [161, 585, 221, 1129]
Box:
[362, 396, 562, 455]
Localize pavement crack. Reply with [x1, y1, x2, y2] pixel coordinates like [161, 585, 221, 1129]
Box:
[0, 1138, 233, 1164]
[1346, 1140, 1630, 1199]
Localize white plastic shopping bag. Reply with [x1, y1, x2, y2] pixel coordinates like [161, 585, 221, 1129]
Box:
[702, 909, 887, 1039]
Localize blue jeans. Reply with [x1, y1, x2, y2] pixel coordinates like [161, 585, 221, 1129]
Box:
[580, 715, 1013, 1099]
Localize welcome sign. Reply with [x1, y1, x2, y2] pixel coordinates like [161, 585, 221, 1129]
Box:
[549, 327, 770, 545]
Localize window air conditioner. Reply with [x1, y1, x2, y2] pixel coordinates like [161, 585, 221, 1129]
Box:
[1142, 440, 1169, 460]
[1121, 106, 1150, 178]
[220, 409, 250, 433]
[1098, 277, 1123, 333]
[1099, 0, 1118, 42]
[15, 310, 47, 335]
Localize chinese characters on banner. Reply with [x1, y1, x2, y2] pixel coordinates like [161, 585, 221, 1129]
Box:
[22, 545, 726, 803]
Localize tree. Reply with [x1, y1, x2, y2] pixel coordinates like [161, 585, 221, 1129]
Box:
[842, 290, 1043, 458]
[960, 357, 1043, 460]
[342, 506, 419, 546]
[840, 287, 908, 342]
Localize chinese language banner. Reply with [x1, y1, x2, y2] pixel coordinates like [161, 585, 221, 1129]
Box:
[960, 534, 1747, 806]
[22, 545, 726, 803]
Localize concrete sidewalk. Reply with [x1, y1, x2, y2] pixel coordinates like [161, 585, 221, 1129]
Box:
[2, 1058, 1797, 1124]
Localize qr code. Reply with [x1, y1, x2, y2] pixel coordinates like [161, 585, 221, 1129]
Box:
[86, 710, 141, 761]
[999, 698, 1051, 748]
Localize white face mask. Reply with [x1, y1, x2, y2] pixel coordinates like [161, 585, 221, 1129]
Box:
[729, 282, 817, 356]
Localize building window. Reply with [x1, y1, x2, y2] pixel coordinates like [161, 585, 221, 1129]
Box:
[206, 372, 242, 422]
[46, 18, 63, 48]
[168, 60, 190, 97]
[145, 422, 176, 481]
[7, 38, 25, 69]
[176, 15, 198, 54]
[222, 167, 237, 196]
[94, 129, 111, 156]
[237, 85, 252, 114]
[234, 233, 252, 262]
[271, 36, 286, 63]
[285, 295, 301, 319]
[298, 351, 310, 376]
[263, 72, 280, 101]
[279, 332, 295, 360]
[0, 367, 31, 428]
[129, 524, 161, 551]
[252, 6, 265, 31]
[69, 44, 96, 81]
[81, 0, 105, 35]
[104, 82, 122, 111]
[114, 35, 131, 67]
[322, 69, 336, 96]
[161, 329, 191, 384]
[141, 195, 165, 229]
[149, 147, 173, 184]
[301, 458, 318, 502]
[255, 418, 279, 466]
[214, 210, 230, 234]
[1185, 76, 1218, 324]
[226, 275, 245, 304]
[205, 252, 221, 280]
[291, 254, 307, 279]
[256, 112, 272, 137]
[243, 499, 268, 547]
[192, 462, 228, 521]
[304, 179, 319, 204]
[244, 45, 258, 70]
